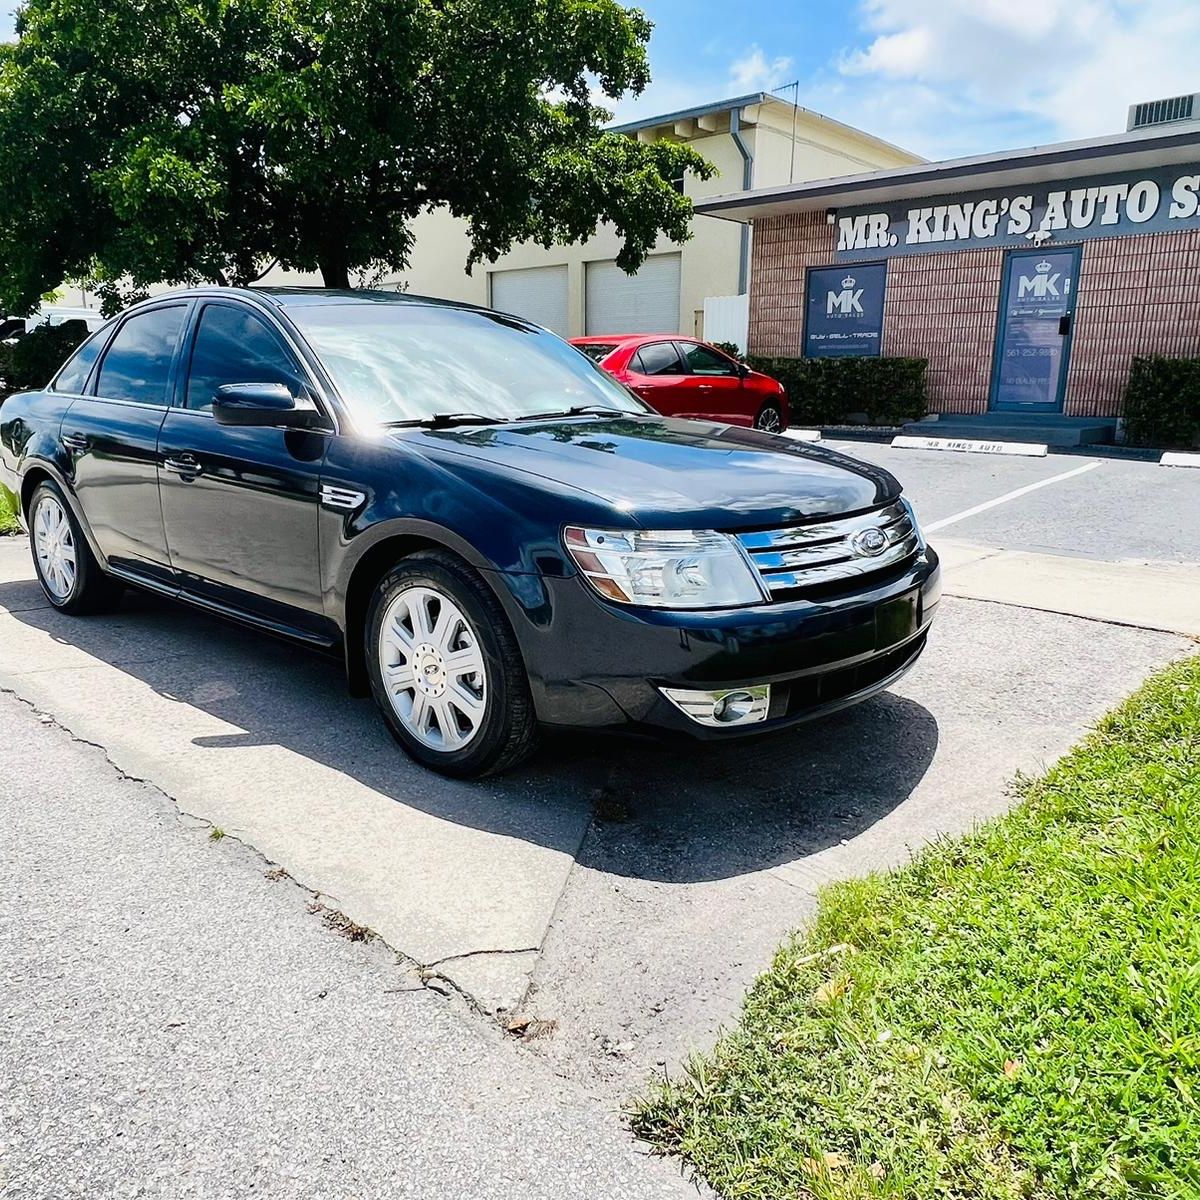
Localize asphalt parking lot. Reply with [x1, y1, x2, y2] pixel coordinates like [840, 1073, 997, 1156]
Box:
[2, 443, 1198, 1189]
[831, 441, 1200, 563]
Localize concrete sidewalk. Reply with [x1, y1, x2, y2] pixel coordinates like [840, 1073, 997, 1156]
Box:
[937, 538, 1200, 636]
[0, 691, 696, 1200]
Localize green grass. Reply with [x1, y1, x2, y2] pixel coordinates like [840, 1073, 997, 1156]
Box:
[0, 484, 18, 535]
[634, 656, 1200, 1200]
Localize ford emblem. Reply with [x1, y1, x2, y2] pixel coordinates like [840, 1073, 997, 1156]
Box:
[851, 527, 889, 557]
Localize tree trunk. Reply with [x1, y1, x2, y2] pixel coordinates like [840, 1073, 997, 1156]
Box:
[318, 254, 352, 289]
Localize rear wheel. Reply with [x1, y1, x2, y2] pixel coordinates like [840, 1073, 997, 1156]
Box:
[365, 550, 538, 778]
[754, 403, 783, 433]
[28, 481, 123, 614]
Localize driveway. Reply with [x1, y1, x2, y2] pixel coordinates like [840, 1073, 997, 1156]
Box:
[0, 692, 695, 1199]
[1, 444, 1195, 1119]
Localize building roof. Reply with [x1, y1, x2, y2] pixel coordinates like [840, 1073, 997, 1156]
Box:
[694, 122, 1200, 221]
[607, 91, 920, 163]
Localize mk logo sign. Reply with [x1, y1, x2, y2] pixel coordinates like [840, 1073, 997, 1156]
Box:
[827, 275, 864, 315]
[1017, 260, 1063, 299]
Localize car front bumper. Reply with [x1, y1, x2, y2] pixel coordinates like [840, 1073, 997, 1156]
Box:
[507, 547, 941, 738]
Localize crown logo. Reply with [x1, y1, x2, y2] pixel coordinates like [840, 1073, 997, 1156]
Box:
[1035, 260, 1052, 274]
[841, 275, 856, 289]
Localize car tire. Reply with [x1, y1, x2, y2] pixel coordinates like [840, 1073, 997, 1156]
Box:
[28, 480, 124, 614]
[754, 403, 784, 433]
[365, 550, 539, 778]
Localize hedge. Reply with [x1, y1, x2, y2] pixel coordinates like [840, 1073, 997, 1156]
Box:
[744, 355, 927, 426]
[1122, 356, 1200, 449]
[0, 320, 91, 401]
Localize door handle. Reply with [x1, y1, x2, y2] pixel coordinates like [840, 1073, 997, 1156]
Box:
[62, 432, 88, 452]
[698, 383, 714, 389]
[163, 454, 202, 477]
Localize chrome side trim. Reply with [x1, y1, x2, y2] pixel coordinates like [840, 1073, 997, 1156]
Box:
[320, 484, 366, 511]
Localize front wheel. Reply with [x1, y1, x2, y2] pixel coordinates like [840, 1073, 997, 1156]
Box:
[754, 403, 784, 433]
[365, 550, 539, 778]
[28, 481, 123, 614]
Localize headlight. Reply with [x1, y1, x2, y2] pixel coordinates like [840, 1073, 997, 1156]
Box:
[563, 526, 766, 609]
[900, 496, 926, 548]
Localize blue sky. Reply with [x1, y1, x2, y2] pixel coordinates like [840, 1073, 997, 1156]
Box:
[4, 0, 1199, 161]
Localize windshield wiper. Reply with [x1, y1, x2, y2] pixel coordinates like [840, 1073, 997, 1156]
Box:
[521, 405, 630, 420]
[382, 412, 511, 429]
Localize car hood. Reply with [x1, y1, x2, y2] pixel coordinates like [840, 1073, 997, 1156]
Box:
[395, 415, 900, 527]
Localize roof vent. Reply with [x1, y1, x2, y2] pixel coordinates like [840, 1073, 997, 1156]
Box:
[1127, 93, 1198, 131]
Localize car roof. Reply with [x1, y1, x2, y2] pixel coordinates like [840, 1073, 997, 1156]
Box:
[571, 334, 695, 345]
[150, 284, 496, 315]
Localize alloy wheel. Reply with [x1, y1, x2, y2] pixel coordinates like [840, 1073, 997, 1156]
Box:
[33, 493, 77, 599]
[755, 406, 782, 433]
[378, 584, 487, 751]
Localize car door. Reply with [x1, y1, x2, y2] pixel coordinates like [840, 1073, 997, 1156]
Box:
[62, 301, 189, 587]
[672, 341, 747, 424]
[157, 300, 333, 640]
[623, 341, 689, 416]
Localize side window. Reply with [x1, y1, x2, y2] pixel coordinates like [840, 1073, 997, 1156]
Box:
[633, 342, 683, 376]
[52, 326, 111, 394]
[94, 306, 187, 405]
[186, 304, 304, 412]
[677, 342, 738, 377]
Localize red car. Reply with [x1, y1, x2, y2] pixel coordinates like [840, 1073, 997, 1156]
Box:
[570, 335, 788, 433]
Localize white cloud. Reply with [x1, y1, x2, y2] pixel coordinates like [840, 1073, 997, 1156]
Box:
[728, 46, 794, 93]
[607, 44, 794, 125]
[832, 0, 1200, 153]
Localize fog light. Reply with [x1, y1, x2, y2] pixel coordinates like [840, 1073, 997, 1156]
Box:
[660, 684, 770, 728]
[712, 691, 757, 722]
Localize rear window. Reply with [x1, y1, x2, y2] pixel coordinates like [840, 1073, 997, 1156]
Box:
[576, 342, 618, 364]
[51, 325, 111, 394]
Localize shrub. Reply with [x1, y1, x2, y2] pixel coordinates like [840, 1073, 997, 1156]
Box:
[710, 340, 744, 361]
[0, 319, 91, 401]
[744, 355, 927, 426]
[1122, 356, 1200, 448]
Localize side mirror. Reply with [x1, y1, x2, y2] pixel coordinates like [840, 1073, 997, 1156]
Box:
[735, 362, 750, 379]
[212, 382, 323, 429]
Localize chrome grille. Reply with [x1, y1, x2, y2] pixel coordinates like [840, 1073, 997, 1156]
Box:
[736, 500, 919, 596]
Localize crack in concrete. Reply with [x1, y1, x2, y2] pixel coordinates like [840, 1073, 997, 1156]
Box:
[0, 684, 525, 1025]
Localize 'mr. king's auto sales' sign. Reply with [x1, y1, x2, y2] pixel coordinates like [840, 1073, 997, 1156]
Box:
[835, 164, 1200, 260]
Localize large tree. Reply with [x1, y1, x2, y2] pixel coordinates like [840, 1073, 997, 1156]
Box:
[0, 0, 713, 313]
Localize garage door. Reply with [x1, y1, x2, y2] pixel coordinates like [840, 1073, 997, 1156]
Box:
[489, 266, 569, 336]
[585, 253, 681, 335]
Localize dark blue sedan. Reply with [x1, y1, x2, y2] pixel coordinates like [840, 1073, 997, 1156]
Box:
[0, 288, 940, 777]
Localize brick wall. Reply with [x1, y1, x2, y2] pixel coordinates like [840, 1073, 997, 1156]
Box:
[1066, 229, 1200, 417]
[747, 213, 1200, 418]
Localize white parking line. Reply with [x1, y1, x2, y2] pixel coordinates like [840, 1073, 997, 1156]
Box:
[924, 460, 1102, 534]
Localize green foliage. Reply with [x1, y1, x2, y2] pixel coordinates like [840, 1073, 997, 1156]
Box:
[745, 356, 927, 426]
[0, 0, 714, 313]
[635, 655, 1200, 1199]
[0, 320, 90, 397]
[1122, 356, 1200, 449]
[711, 341, 743, 360]
[0, 483, 18, 534]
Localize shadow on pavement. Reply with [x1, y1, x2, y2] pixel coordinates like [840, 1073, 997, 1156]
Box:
[0, 579, 938, 884]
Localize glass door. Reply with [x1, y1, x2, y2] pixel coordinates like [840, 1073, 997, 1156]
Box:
[990, 247, 1081, 412]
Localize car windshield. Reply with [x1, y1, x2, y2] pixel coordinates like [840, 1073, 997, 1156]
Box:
[289, 303, 646, 426]
[576, 342, 618, 363]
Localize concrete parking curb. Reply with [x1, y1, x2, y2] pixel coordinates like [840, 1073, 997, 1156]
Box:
[891, 435, 1048, 457]
[781, 428, 821, 442]
[1161, 451, 1200, 468]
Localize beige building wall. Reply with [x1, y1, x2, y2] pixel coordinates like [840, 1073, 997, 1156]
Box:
[264, 97, 921, 337]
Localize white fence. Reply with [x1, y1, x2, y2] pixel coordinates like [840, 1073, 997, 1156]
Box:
[702, 293, 749, 352]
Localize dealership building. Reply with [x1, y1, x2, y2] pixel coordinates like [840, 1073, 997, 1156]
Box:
[696, 96, 1200, 445]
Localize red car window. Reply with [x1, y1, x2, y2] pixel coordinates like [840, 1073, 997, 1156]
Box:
[633, 342, 684, 376]
[676, 342, 738, 377]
